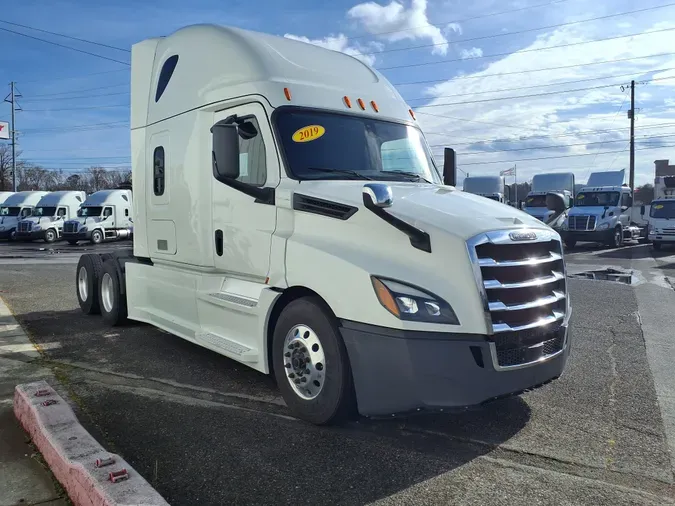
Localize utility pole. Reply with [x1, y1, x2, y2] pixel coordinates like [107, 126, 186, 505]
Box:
[628, 79, 635, 194]
[3, 82, 21, 192]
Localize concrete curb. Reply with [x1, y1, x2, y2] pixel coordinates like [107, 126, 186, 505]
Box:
[14, 380, 169, 506]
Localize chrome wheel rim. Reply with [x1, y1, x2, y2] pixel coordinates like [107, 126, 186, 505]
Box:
[101, 272, 114, 313]
[93, 231, 101, 243]
[77, 266, 88, 301]
[615, 230, 621, 246]
[283, 324, 326, 400]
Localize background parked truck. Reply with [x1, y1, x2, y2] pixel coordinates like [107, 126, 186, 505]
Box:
[648, 175, 675, 249]
[16, 191, 86, 243]
[63, 189, 133, 245]
[524, 173, 575, 222]
[462, 175, 509, 203]
[0, 191, 49, 240]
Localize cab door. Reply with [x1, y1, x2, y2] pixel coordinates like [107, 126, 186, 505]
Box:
[619, 192, 632, 227]
[211, 102, 279, 281]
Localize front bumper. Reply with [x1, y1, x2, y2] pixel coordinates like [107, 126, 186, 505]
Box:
[15, 230, 46, 240]
[0, 229, 16, 240]
[649, 233, 675, 243]
[63, 230, 91, 241]
[561, 229, 613, 243]
[340, 320, 570, 416]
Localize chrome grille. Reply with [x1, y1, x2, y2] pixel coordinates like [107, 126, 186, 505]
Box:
[568, 215, 596, 231]
[468, 229, 568, 370]
[18, 221, 32, 233]
[64, 222, 77, 234]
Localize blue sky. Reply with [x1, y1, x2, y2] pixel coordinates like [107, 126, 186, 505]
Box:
[2, 0, 675, 187]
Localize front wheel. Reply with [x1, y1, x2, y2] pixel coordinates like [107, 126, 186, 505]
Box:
[90, 229, 103, 245]
[653, 241, 662, 251]
[609, 227, 623, 248]
[44, 229, 57, 243]
[272, 297, 355, 425]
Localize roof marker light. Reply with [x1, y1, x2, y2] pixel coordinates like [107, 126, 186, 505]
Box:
[370, 101, 379, 112]
[357, 98, 366, 110]
[344, 96, 352, 108]
[409, 108, 416, 120]
[284, 88, 292, 101]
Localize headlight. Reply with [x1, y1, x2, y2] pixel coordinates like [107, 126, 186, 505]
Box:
[80, 227, 87, 232]
[649, 224, 655, 233]
[597, 222, 610, 230]
[561, 220, 568, 231]
[371, 277, 459, 324]
[33, 225, 41, 231]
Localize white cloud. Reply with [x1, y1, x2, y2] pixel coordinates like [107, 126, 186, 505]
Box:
[347, 0, 450, 55]
[412, 19, 675, 187]
[283, 33, 382, 66]
[460, 47, 483, 59]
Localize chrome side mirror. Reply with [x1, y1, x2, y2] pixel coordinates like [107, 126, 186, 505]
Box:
[362, 183, 393, 208]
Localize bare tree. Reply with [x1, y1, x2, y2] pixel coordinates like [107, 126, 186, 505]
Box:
[0, 144, 21, 191]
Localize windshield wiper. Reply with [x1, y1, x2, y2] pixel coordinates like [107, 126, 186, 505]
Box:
[385, 170, 433, 184]
[305, 167, 374, 180]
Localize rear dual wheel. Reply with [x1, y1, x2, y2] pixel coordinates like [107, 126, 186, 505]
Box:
[76, 254, 104, 314]
[76, 254, 127, 325]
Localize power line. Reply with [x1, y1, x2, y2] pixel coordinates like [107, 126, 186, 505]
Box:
[347, 0, 575, 42]
[415, 76, 675, 109]
[22, 91, 129, 102]
[26, 83, 128, 98]
[19, 69, 127, 86]
[405, 67, 675, 102]
[20, 121, 129, 133]
[458, 143, 675, 166]
[22, 104, 128, 112]
[0, 26, 130, 65]
[392, 52, 675, 87]
[380, 27, 675, 71]
[0, 19, 129, 52]
[365, 3, 675, 58]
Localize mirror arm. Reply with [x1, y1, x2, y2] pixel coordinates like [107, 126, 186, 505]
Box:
[218, 177, 275, 205]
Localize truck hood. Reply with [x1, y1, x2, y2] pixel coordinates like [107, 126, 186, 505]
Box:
[23, 216, 56, 225]
[66, 217, 101, 226]
[296, 181, 550, 239]
[0, 216, 19, 228]
[568, 206, 612, 217]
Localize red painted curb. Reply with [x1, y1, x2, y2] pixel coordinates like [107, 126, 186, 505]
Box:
[14, 380, 169, 506]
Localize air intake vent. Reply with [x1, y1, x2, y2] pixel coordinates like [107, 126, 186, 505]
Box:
[293, 194, 357, 221]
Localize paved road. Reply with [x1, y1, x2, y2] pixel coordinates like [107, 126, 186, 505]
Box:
[0, 239, 674, 505]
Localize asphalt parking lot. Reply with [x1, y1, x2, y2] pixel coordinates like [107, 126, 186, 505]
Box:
[1, 238, 674, 505]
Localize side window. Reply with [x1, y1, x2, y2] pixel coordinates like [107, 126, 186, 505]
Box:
[153, 147, 165, 196]
[155, 55, 179, 102]
[103, 207, 113, 218]
[237, 118, 266, 187]
[20, 208, 31, 217]
[57, 207, 67, 218]
[125, 208, 129, 217]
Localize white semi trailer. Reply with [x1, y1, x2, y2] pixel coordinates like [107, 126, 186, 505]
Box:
[462, 176, 509, 203]
[16, 191, 86, 243]
[73, 24, 571, 425]
[524, 173, 575, 222]
[0, 191, 49, 240]
[62, 190, 133, 245]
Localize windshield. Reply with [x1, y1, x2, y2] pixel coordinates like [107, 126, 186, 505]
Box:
[576, 191, 619, 207]
[33, 206, 57, 217]
[275, 109, 441, 184]
[526, 195, 547, 207]
[77, 206, 103, 217]
[650, 201, 675, 219]
[0, 206, 21, 217]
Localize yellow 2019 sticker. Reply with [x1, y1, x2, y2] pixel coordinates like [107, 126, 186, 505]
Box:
[578, 194, 585, 199]
[654, 204, 664, 209]
[292, 125, 326, 143]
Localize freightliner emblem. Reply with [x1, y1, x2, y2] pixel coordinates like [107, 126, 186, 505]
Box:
[509, 230, 537, 241]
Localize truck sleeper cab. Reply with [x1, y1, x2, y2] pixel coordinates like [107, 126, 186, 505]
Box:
[523, 173, 575, 223]
[73, 24, 571, 425]
[16, 191, 86, 243]
[63, 190, 133, 245]
[0, 191, 49, 240]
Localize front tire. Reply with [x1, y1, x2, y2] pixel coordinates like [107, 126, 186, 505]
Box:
[76, 254, 104, 315]
[99, 261, 128, 326]
[564, 239, 576, 249]
[90, 229, 103, 245]
[608, 226, 623, 248]
[44, 229, 57, 243]
[272, 297, 355, 425]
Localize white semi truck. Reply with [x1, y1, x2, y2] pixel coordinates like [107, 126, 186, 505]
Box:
[0, 192, 14, 205]
[524, 173, 575, 222]
[462, 176, 509, 203]
[561, 169, 644, 248]
[16, 191, 86, 243]
[0, 191, 49, 240]
[62, 189, 133, 245]
[648, 175, 675, 250]
[73, 24, 571, 425]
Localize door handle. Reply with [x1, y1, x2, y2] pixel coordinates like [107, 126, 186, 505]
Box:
[215, 229, 223, 256]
